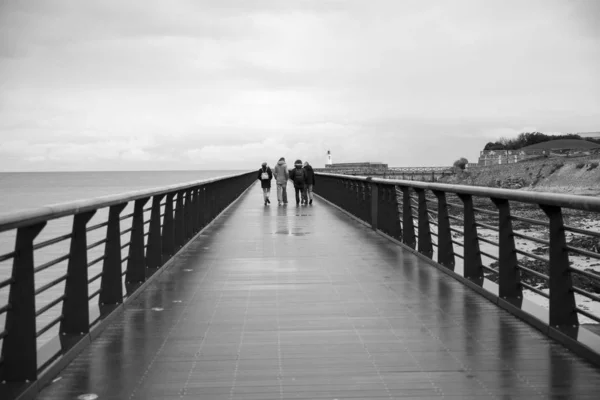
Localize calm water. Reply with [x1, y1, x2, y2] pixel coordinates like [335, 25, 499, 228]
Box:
[0, 170, 249, 349]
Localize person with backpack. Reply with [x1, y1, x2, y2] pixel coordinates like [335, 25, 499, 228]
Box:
[303, 161, 316, 205]
[288, 159, 307, 206]
[257, 162, 273, 205]
[273, 157, 289, 206]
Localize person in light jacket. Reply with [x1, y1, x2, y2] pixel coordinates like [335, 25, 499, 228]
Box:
[303, 161, 316, 205]
[257, 162, 273, 205]
[273, 157, 289, 206]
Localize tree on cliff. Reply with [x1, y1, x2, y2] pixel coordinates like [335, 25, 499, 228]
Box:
[453, 157, 468, 170]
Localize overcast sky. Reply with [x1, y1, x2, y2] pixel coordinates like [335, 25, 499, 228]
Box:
[1, 0, 599, 171]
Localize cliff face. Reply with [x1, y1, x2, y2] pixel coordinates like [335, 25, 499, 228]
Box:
[439, 157, 600, 196]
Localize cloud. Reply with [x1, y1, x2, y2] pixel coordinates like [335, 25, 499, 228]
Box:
[0, 0, 599, 171]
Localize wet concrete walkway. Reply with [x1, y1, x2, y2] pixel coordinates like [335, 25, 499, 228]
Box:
[38, 183, 600, 399]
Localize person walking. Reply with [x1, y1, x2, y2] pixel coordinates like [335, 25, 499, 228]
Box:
[289, 159, 307, 206]
[303, 161, 316, 205]
[273, 157, 289, 206]
[257, 162, 273, 205]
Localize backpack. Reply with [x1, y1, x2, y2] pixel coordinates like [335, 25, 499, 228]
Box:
[291, 168, 306, 186]
[261, 168, 270, 180]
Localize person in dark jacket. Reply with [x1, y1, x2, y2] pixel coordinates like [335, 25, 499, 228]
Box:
[257, 162, 273, 205]
[288, 159, 307, 206]
[303, 161, 316, 205]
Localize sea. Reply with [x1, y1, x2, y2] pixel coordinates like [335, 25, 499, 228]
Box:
[0, 170, 249, 348]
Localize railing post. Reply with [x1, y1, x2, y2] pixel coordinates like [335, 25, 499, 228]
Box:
[100, 203, 127, 306]
[458, 194, 483, 284]
[174, 191, 185, 249]
[146, 195, 164, 271]
[126, 197, 150, 286]
[433, 190, 454, 270]
[0, 222, 46, 382]
[369, 180, 378, 230]
[184, 189, 193, 241]
[415, 188, 433, 258]
[61, 211, 96, 336]
[491, 198, 522, 303]
[401, 187, 416, 249]
[540, 205, 578, 328]
[162, 193, 175, 259]
[193, 188, 201, 233]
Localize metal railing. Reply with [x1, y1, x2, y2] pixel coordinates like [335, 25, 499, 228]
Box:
[314, 172, 600, 330]
[0, 171, 255, 386]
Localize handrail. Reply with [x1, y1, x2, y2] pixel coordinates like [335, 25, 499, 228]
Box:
[0, 171, 251, 232]
[314, 171, 600, 332]
[0, 170, 256, 394]
[317, 172, 600, 211]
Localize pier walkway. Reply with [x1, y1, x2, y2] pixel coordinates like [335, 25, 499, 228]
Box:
[35, 182, 600, 399]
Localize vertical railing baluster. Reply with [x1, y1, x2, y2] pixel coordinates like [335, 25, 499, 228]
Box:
[458, 194, 483, 284]
[184, 189, 193, 241]
[146, 195, 164, 271]
[174, 191, 185, 249]
[491, 198, 522, 303]
[162, 193, 175, 260]
[193, 188, 201, 233]
[0, 222, 46, 382]
[433, 190, 454, 270]
[369, 180, 378, 230]
[541, 205, 578, 328]
[126, 198, 150, 287]
[61, 211, 96, 337]
[100, 203, 127, 306]
[416, 189, 433, 258]
[401, 187, 416, 249]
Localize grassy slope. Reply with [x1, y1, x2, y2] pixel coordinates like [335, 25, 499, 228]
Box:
[439, 157, 600, 195]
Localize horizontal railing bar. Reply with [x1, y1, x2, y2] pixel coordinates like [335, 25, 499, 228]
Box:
[447, 215, 463, 222]
[515, 249, 549, 264]
[318, 172, 600, 212]
[451, 239, 465, 247]
[515, 264, 549, 281]
[445, 201, 463, 208]
[89, 288, 101, 301]
[35, 274, 68, 296]
[477, 236, 499, 247]
[474, 222, 499, 232]
[449, 227, 463, 235]
[481, 263, 498, 274]
[88, 254, 106, 268]
[86, 220, 109, 233]
[120, 227, 133, 235]
[563, 225, 600, 238]
[34, 253, 70, 274]
[512, 231, 549, 246]
[0, 251, 15, 263]
[568, 267, 600, 283]
[576, 307, 600, 324]
[0, 303, 10, 315]
[510, 214, 549, 227]
[480, 250, 499, 261]
[428, 220, 439, 227]
[87, 237, 107, 251]
[431, 231, 438, 237]
[431, 242, 438, 247]
[35, 294, 66, 317]
[88, 271, 103, 284]
[454, 252, 464, 259]
[36, 315, 63, 338]
[572, 286, 600, 303]
[33, 232, 72, 250]
[119, 213, 134, 223]
[0, 277, 14, 290]
[565, 245, 600, 260]
[121, 257, 129, 264]
[521, 282, 550, 298]
[144, 220, 151, 225]
[0, 172, 252, 232]
[143, 206, 152, 212]
[121, 242, 130, 250]
[472, 206, 498, 216]
[144, 232, 150, 237]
